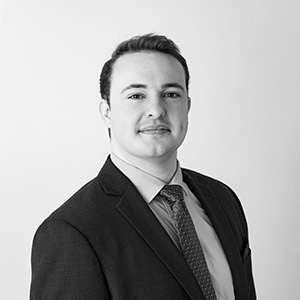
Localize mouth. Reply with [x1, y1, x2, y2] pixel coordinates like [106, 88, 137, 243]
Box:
[139, 125, 170, 135]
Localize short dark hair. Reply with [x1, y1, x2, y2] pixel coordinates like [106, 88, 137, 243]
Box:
[99, 33, 190, 106]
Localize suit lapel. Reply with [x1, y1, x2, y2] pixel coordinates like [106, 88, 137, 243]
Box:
[182, 170, 249, 299]
[98, 157, 205, 300]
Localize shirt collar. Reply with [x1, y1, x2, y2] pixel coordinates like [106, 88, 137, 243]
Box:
[111, 153, 186, 204]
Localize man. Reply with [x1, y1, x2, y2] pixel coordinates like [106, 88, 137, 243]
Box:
[30, 34, 256, 300]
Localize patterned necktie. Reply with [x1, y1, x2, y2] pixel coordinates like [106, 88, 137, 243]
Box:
[160, 184, 217, 300]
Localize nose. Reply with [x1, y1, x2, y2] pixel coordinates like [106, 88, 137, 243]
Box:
[146, 97, 166, 119]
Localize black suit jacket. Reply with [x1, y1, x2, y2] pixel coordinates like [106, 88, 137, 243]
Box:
[30, 156, 256, 300]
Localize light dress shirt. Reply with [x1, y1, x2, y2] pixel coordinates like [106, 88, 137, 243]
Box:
[111, 153, 235, 300]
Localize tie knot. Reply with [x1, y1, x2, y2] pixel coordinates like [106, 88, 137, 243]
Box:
[159, 184, 184, 203]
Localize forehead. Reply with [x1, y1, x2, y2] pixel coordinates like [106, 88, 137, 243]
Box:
[110, 51, 186, 91]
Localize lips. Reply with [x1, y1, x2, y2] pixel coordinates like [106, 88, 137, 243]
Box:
[139, 125, 170, 134]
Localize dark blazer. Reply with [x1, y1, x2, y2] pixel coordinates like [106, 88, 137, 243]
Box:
[30, 156, 256, 300]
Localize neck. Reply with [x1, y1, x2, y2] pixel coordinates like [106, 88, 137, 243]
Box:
[111, 147, 177, 183]
[131, 154, 178, 183]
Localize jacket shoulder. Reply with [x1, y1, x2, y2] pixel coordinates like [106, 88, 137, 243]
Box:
[182, 167, 234, 193]
[182, 168, 249, 230]
[49, 177, 101, 219]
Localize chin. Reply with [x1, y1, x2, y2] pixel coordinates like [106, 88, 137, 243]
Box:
[143, 147, 177, 160]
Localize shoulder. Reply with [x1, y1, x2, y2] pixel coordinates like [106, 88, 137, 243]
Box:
[32, 173, 115, 252]
[38, 172, 112, 234]
[34, 156, 131, 237]
[182, 167, 234, 195]
[182, 167, 248, 228]
[49, 176, 102, 221]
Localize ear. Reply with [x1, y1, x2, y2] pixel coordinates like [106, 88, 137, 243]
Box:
[187, 96, 191, 112]
[99, 99, 111, 128]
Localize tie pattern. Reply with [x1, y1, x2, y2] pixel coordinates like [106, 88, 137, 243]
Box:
[160, 184, 217, 300]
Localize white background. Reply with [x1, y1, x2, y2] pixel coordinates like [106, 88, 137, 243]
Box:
[1, 0, 299, 299]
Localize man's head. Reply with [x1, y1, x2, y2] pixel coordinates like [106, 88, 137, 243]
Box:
[99, 34, 191, 165]
[100, 33, 190, 107]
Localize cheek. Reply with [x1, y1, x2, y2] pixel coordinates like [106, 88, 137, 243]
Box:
[111, 111, 137, 135]
[173, 107, 188, 124]
[178, 115, 189, 134]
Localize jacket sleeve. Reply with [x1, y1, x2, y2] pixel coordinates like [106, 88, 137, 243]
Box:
[221, 182, 257, 300]
[30, 218, 111, 300]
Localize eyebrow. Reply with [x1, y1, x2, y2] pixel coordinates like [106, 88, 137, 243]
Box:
[121, 82, 185, 94]
[121, 84, 147, 94]
[161, 83, 185, 91]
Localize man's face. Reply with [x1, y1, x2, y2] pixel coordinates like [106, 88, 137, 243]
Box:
[100, 51, 191, 164]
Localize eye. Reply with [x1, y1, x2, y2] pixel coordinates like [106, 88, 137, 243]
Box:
[164, 92, 181, 99]
[128, 93, 145, 100]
